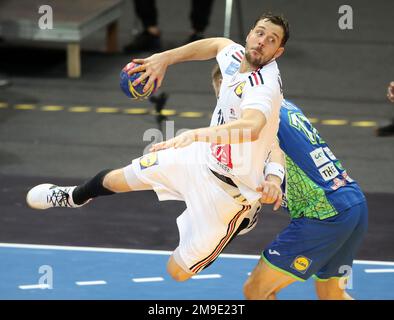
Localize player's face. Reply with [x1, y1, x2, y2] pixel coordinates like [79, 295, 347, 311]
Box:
[245, 19, 285, 68]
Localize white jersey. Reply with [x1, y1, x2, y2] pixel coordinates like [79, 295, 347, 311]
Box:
[123, 44, 281, 274]
[207, 43, 283, 203]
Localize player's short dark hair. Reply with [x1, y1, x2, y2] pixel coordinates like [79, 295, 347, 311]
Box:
[253, 13, 290, 47]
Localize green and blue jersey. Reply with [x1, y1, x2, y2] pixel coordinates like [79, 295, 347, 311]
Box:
[278, 100, 365, 220]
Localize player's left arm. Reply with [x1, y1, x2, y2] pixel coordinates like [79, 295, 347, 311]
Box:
[149, 108, 266, 151]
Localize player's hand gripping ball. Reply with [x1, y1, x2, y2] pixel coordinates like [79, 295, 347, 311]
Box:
[120, 62, 157, 100]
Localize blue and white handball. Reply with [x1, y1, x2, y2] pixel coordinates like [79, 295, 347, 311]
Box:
[120, 62, 157, 100]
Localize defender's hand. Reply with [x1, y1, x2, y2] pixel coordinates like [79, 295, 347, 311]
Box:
[257, 175, 283, 211]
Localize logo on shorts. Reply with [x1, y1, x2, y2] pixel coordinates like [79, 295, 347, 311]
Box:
[268, 249, 281, 256]
[234, 81, 246, 98]
[291, 256, 312, 274]
[139, 152, 158, 170]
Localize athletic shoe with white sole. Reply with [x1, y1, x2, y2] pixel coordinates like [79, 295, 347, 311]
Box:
[26, 184, 86, 209]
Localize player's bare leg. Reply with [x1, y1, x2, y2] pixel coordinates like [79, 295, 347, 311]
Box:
[166, 255, 193, 282]
[243, 259, 296, 300]
[102, 168, 134, 193]
[315, 278, 354, 300]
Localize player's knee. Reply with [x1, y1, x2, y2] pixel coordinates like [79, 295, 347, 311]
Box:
[166, 256, 192, 282]
[315, 281, 353, 300]
[167, 269, 191, 282]
[102, 170, 117, 190]
[243, 278, 271, 300]
[243, 279, 257, 300]
[166, 266, 192, 282]
[102, 169, 129, 192]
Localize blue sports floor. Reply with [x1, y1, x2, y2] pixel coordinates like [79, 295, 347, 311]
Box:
[0, 243, 393, 300]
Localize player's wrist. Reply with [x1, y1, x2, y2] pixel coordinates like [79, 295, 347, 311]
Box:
[265, 174, 282, 187]
[264, 162, 285, 184]
[160, 50, 175, 66]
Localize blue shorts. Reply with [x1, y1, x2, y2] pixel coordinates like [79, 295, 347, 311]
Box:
[262, 201, 368, 281]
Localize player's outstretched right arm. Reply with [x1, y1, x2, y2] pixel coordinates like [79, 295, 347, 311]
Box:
[129, 37, 233, 92]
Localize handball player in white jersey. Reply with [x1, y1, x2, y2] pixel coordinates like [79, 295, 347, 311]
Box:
[27, 14, 290, 282]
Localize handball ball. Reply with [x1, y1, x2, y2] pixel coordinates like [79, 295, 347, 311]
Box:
[120, 62, 157, 100]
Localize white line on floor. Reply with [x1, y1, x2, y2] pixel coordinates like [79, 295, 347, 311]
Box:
[364, 269, 394, 273]
[132, 277, 164, 283]
[1, 243, 393, 265]
[19, 284, 50, 290]
[192, 274, 222, 280]
[75, 280, 107, 286]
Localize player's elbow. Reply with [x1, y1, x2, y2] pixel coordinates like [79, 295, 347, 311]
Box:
[248, 121, 264, 141]
[250, 126, 262, 141]
[241, 110, 266, 141]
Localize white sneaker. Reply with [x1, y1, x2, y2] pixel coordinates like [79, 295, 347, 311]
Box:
[26, 184, 82, 209]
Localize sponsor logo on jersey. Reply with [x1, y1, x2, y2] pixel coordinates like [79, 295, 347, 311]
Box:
[225, 61, 240, 76]
[310, 147, 330, 167]
[229, 107, 238, 120]
[139, 152, 159, 170]
[291, 256, 312, 274]
[210, 143, 233, 169]
[323, 147, 337, 160]
[318, 162, 339, 181]
[234, 81, 246, 98]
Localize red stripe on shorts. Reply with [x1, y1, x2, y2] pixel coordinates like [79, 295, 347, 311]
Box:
[190, 204, 251, 273]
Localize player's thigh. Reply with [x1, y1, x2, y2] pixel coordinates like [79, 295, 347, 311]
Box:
[102, 168, 133, 192]
[244, 258, 296, 299]
[167, 254, 193, 282]
[315, 201, 368, 281]
[315, 278, 354, 300]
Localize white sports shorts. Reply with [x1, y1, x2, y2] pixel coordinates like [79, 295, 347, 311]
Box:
[123, 143, 260, 274]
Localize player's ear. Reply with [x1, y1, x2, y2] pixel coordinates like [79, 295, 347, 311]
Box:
[273, 47, 285, 60]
